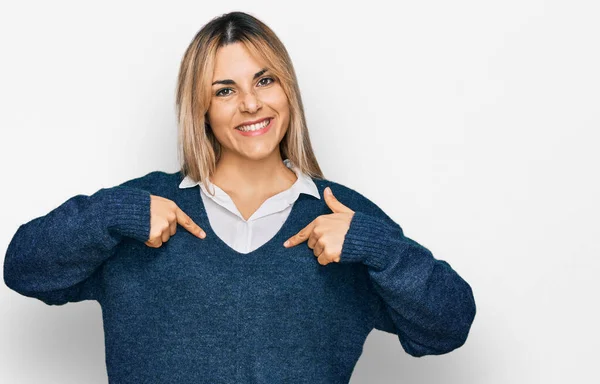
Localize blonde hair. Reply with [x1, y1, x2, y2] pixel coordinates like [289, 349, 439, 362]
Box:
[175, 11, 324, 194]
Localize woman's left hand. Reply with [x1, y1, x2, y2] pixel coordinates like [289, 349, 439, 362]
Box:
[283, 186, 355, 265]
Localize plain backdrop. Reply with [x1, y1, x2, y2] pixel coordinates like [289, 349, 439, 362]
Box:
[1, 1, 599, 383]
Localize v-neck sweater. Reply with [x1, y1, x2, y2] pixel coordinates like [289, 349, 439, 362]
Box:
[179, 158, 321, 254]
[3, 170, 476, 384]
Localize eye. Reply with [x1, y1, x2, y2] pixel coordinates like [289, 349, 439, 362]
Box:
[215, 88, 233, 97]
[257, 77, 274, 87]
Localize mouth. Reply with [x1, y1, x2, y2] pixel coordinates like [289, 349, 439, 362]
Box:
[235, 117, 272, 132]
[235, 117, 273, 136]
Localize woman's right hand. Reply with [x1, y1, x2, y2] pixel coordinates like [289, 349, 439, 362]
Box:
[145, 194, 206, 248]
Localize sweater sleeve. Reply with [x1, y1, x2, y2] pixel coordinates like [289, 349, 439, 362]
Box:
[339, 207, 476, 357]
[3, 183, 151, 306]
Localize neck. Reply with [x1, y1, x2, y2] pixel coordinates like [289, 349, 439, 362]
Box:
[210, 151, 297, 199]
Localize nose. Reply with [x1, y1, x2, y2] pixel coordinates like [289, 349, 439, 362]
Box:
[239, 89, 262, 114]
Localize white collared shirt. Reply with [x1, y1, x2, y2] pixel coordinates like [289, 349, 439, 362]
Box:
[178, 159, 321, 254]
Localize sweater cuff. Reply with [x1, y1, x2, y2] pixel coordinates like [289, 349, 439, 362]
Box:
[101, 186, 151, 243]
[340, 211, 404, 269]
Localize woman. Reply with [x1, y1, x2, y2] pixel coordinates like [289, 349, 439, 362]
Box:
[4, 11, 476, 383]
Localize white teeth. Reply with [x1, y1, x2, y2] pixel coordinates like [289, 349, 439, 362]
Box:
[236, 119, 270, 132]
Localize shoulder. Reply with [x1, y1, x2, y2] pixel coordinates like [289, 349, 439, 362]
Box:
[310, 176, 399, 229]
[115, 170, 183, 195]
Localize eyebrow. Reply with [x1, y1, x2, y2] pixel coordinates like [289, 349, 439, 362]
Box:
[212, 67, 269, 86]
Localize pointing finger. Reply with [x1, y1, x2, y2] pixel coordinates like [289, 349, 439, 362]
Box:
[176, 207, 206, 239]
[284, 220, 315, 248]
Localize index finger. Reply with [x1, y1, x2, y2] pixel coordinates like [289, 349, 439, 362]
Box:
[176, 207, 206, 239]
[283, 220, 315, 248]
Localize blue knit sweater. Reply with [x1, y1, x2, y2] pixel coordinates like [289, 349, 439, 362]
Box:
[3, 170, 476, 383]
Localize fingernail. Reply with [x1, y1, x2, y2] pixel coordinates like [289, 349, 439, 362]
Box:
[325, 187, 331, 195]
[199, 231, 206, 238]
[284, 240, 290, 247]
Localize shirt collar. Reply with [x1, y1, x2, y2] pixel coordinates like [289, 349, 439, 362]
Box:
[178, 159, 321, 201]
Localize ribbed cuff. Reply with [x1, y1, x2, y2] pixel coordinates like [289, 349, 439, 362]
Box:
[101, 186, 151, 242]
[340, 211, 404, 269]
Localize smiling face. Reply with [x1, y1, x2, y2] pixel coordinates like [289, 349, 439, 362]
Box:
[206, 42, 290, 163]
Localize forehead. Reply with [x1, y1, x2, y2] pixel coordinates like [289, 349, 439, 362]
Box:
[212, 42, 266, 80]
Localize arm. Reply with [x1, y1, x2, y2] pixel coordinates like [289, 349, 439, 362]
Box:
[3, 179, 152, 306]
[340, 206, 476, 357]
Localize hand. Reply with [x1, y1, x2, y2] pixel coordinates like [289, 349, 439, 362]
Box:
[283, 186, 355, 265]
[145, 194, 206, 248]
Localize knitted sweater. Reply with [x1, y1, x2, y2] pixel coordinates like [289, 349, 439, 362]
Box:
[181, 158, 321, 254]
[3, 170, 476, 384]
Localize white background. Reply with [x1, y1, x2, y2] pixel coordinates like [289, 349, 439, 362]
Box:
[1, 0, 599, 383]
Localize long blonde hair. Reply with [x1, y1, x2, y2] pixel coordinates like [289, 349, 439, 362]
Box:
[175, 11, 324, 194]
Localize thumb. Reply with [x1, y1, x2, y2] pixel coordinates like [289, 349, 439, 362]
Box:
[324, 186, 353, 213]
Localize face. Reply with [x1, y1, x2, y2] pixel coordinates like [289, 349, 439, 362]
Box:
[206, 42, 290, 162]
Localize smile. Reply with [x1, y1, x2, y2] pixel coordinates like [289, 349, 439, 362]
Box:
[235, 118, 272, 136]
